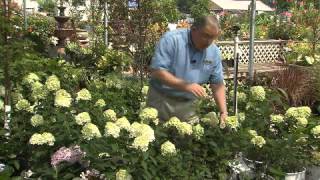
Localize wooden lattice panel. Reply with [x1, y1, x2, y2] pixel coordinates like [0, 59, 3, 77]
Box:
[217, 40, 287, 65]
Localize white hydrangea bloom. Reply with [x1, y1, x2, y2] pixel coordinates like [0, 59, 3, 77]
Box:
[23, 73, 40, 85]
[177, 122, 193, 136]
[81, 123, 102, 140]
[238, 112, 246, 122]
[29, 133, 45, 145]
[54, 89, 72, 107]
[103, 109, 117, 121]
[105, 122, 121, 138]
[285, 106, 312, 119]
[141, 86, 149, 97]
[0, 98, 3, 110]
[30, 114, 44, 127]
[139, 107, 158, 124]
[251, 135, 266, 148]
[164, 117, 181, 128]
[129, 122, 141, 138]
[98, 152, 110, 158]
[132, 135, 151, 152]
[140, 124, 155, 142]
[75, 112, 91, 125]
[201, 112, 219, 126]
[248, 130, 258, 137]
[94, 99, 106, 107]
[129, 123, 155, 141]
[45, 75, 60, 91]
[270, 114, 284, 124]
[116, 169, 132, 180]
[76, 88, 92, 101]
[161, 141, 177, 157]
[116, 117, 131, 131]
[16, 99, 31, 111]
[312, 151, 320, 163]
[311, 125, 320, 138]
[225, 116, 239, 129]
[42, 132, 55, 146]
[31, 81, 48, 100]
[229, 90, 247, 103]
[250, 86, 266, 101]
[192, 124, 204, 140]
[29, 132, 55, 146]
[296, 117, 308, 127]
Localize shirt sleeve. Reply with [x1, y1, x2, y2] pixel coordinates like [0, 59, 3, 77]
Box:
[150, 33, 175, 71]
[209, 47, 224, 84]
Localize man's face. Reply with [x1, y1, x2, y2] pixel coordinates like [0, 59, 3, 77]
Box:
[191, 25, 219, 50]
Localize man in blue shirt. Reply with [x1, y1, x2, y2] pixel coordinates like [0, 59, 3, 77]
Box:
[147, 16, 228, 126]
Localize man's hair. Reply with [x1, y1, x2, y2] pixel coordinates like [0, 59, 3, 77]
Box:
[191, 15, 220, 30]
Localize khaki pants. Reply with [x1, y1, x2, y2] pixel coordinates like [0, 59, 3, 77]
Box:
[146, 87, 199, 124]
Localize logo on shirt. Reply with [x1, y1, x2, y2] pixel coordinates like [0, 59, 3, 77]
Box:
[204, 60, 213, 65]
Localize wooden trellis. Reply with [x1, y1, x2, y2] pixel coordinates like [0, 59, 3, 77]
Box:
[217, 40, 287, 64]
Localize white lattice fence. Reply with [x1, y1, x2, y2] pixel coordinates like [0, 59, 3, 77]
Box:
[217, 40, 287, 64]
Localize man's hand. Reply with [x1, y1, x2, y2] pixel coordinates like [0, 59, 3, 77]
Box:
[210, 83, 228, 129]
[219, 112, 228, 129]
[184, 83, 207, 98]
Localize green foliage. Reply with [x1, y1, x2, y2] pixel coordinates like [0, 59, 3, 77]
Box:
[96, 50, 133, 74]
[267, 20, 296, 40]
[177, 0, 196, 13]
[37, 0, 56, 15]
[190, 0, 211, 19]
[152, 0, 181, 23]
[25, 14, 56, 53]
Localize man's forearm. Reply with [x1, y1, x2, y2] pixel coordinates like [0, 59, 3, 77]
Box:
[210, 83, 227, 114]
[151, 69, 188, 91]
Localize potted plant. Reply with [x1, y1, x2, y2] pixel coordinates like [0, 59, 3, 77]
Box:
[222, 52, 234, 68]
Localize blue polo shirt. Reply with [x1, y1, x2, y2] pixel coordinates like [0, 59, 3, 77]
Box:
[150, 28, 224, 100]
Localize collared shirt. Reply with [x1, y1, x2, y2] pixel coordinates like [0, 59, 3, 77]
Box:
[150, 28, 224, 100]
